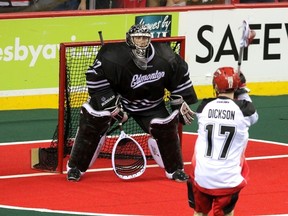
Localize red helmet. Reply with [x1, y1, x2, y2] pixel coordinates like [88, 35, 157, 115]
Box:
[212, 67, 240, 93]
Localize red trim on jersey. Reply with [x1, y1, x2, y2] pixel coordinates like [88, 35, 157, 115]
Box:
[190, 155, 249, 196]
[194, 180, 246, 196]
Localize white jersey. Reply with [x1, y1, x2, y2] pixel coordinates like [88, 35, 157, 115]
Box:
[192, 95, 258, 195]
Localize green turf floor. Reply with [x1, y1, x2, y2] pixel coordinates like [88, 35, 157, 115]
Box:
[0, 208, 90, 216]
[0, 95, 287, 144]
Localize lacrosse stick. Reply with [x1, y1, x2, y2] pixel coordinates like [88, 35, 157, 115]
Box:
[98, 31, 104, 46]
[111, 123, 147, 180]
[237, 20, 256, 73]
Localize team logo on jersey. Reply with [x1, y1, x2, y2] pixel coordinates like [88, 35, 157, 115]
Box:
[131, 70, 165, 89]
[101, 95, 115, 107]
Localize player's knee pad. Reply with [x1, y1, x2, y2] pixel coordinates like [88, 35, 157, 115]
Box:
[149, 110, 183, 173]
[68, 102, 112, 172]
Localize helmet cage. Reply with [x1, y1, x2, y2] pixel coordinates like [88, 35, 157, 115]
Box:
[130, 33, 151, 51]
[126, 24, 152, 70]
[126, 24, 151, 51]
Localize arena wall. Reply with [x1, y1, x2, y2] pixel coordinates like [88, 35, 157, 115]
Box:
[0, 4, 287, 110]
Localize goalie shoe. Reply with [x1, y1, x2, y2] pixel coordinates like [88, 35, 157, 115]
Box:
[67, 167, 82, 182]
[166, 169, 189, 182]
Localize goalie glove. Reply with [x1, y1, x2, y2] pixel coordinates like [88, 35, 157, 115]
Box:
[170, 95, 195, 125]
[105, 96, 128, 123]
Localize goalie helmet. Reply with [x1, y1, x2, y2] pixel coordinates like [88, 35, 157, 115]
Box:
[126, 24, 151, 50]
[212, 67, 240, 94]
[126, 24, 152, 70]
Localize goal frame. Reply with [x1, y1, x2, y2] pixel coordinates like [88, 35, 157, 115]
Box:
[57, 36, 186, 173]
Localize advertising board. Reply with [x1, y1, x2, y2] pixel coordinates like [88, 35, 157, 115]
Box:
[0, 7, 287, 110]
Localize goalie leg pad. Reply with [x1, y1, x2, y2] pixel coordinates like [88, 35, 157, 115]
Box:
[68, 103, 111, 172]
[149, 110, 184, 173]
[148, 138, 164, 168]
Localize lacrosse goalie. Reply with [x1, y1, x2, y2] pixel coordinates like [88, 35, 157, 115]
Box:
[66, 23, 198, 182]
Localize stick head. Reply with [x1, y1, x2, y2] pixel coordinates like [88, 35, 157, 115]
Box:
[248, 30, 256, 46]
[240, 20, 256, 47]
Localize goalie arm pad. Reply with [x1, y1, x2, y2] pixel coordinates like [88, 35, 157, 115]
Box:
[88, 86, 127, 123]
[170, 94, 195, 125]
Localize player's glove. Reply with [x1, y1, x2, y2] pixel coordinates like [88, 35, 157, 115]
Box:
[105, 96, 128, 123]
[238, 71, 246, 88]
[235, 72, 250, 98]
[170, 94, 195, 125]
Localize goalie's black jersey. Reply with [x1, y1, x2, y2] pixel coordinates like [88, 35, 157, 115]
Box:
[86, 42, 198, 114]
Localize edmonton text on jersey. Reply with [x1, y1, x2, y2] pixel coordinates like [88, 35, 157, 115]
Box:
[208, 109, 235, 120]
[131, 70, 165, 89]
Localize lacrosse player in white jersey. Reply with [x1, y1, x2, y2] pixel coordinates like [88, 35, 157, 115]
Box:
[187, 67, 258, 216]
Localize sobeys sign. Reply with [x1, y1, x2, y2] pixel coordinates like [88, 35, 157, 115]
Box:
[0, 12, 178, 109]
[0, 16, 125, 91]
[1, 37, 57, 68]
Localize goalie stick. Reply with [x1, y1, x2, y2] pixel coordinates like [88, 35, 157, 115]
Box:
[111, 123, 147, 180]
[237, 20, 256, 73]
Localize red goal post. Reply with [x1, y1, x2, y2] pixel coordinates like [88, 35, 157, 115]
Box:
[55, 36, 186, 173]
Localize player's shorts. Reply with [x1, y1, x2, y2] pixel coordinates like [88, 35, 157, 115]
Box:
[187, 179, 240, 216]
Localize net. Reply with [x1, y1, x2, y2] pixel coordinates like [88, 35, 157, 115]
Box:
[50, 37, 186, 172]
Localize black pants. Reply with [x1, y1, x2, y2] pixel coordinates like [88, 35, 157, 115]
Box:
[131, 104, 170, 133]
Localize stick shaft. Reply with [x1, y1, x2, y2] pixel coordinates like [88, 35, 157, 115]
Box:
[237, 46, 244, 73]
[98, 31, 104, 46]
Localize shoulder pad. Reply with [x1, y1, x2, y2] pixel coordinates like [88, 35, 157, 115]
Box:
[196, 98, 215, 113]
[99, 43, 131, 65]
[234, 100, 257, 117]
[152, 42, 175, 61]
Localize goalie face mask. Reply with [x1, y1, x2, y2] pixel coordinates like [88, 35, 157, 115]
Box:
[126, 24, 151, 70]
[212, 67, 240, 94]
